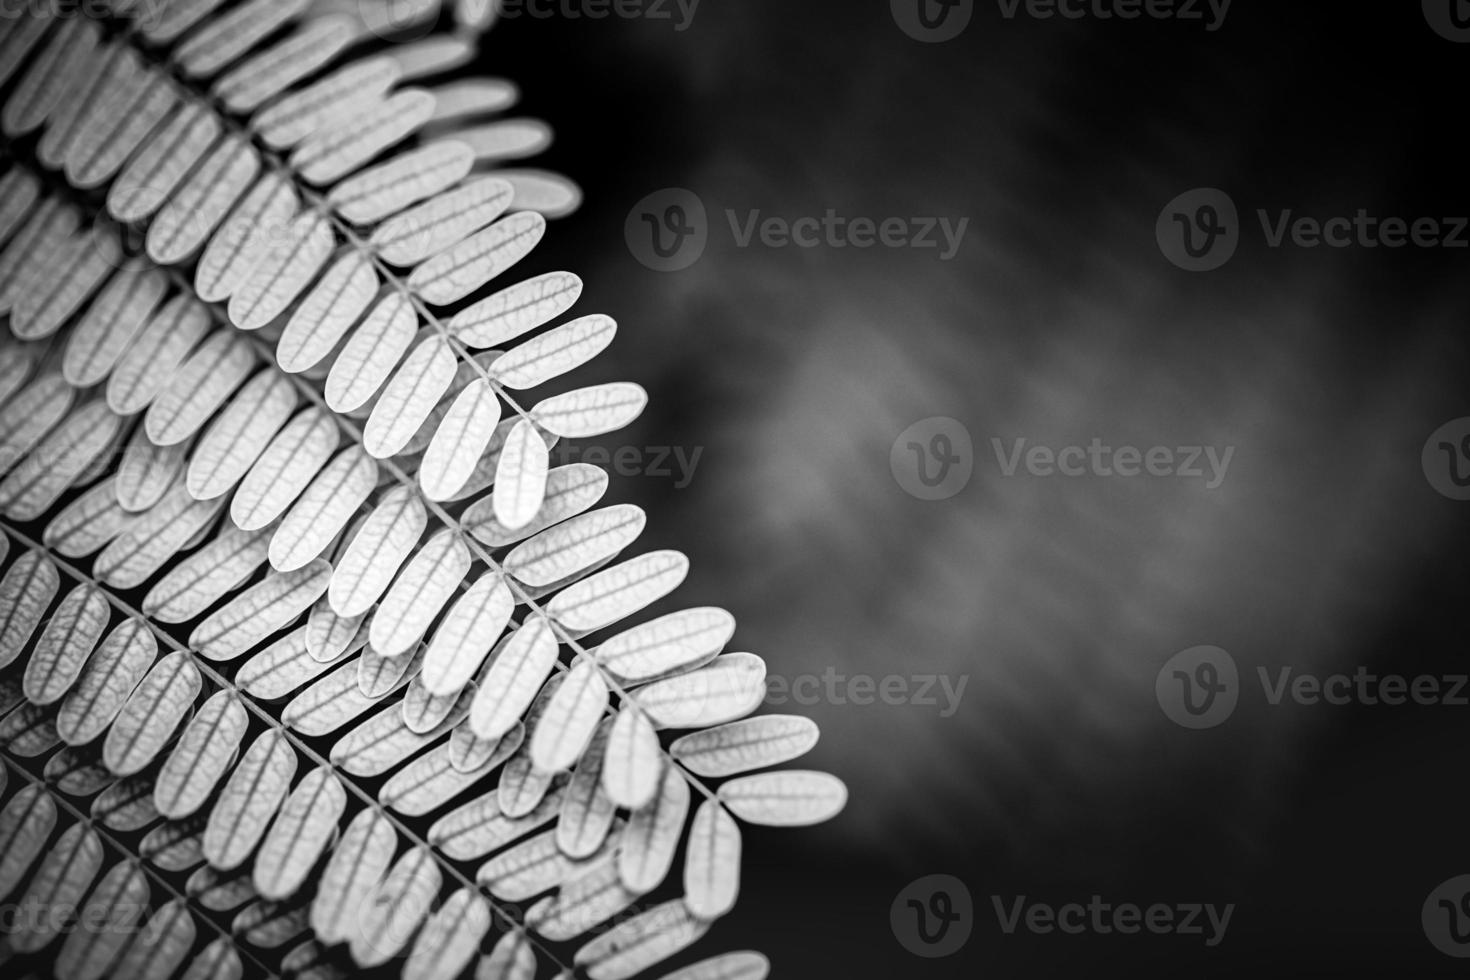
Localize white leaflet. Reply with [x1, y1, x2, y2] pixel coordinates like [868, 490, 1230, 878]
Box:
[404, 887, 491, 980]
[573, 899, 710, 980]
[328, 140, 474, 224]
[253, 766, 345, 900]
[498, 168, 584, 220]
[144, 330, 256, 447]
[618, 763, 688, 893]
[142, 523, 271, 623]
[189, 560, 332, 661]
[529, 657, 608, 774]
[231, 408, 341, 531]
[103, 650, 201, 776]
[154, 690, 248, 819]
[630, 653, 768, 731]
[370, 528, 471, 658]
[601, 707, 663, 810]
[116, 425, 188, 513]
[503, 504, 646, 588]
[453, 119, 553, 164]
[328, 483, 426, 617]
[421, 379, 503, 501]
[531, 383, 648, 439]
[409, 210, 546, 306]
[108, 102, 220, 223]
[422, 571, 514, 697]
[464, 463, 608, 548]
[213, 17, 355, 113]
[107, 296, 210, 416]
[371, 177, 513, 267]
[276, 251, 379, 373]
[195, 169, 296, 304]
[175, 0, 311, 79]
[270, 445, 378, 571]
[21, 584, 109, 706]
[469, 616, 558, 740]
[311, 808, 397, 943]
[449, 270, 582, 348]
[425, 78, 517, 124]
[62, 265, 167, 389]
[202, 730, 297, 870]
[546, 550, 688, 635]
[593, 608, 735, 685]
[237, 624, 359, 700]
[490, 313, 615, 390]
[293, 88, 436, 186]
[364, 335, 457, 458]
[669, 716, 820, 778]
[684, 799, 741, 919]
[187, 369, 299, 501]
[491, 418, 550, 532]
[148, 136, 259, 266]
[716, 771, 848, 828]
[227, 210, 335, 331]
[325, 292, 417, 413]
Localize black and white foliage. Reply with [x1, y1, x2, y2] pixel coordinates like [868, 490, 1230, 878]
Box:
[0, 2, 845, 978]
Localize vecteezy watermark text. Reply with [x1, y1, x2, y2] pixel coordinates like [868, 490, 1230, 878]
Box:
[725, 210, 969, 261]
[1158, 646, 1470, 729]
[548, 442, 702, 488]
[625, 189, 968, 271]
[0, 0, 160, 19]
[991, 896, 1234, 946]
[992, 437, 1235, 489]
[891, 0, 1229, 42]
[1159, 188, 1470, 271]
[495, 0, 700, 30]
[765, 669, 968, 718]
[994, 0, 1231, 30]
[0, 900, 147, 933]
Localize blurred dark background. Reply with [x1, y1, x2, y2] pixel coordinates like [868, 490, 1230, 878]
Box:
[480, 1, 1470, 976]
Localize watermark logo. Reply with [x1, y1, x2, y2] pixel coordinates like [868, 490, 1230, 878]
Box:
[1157, 188, 1239, 271]
[892, 0, 974, 42]
[1156, 645, 1238, 729]
[1422, 418, 1470, 501]
[891, 417, 974, 500]
[1424, 0, 1470, 42]
[626, 188, 707, 272]
[1424, 876, 1470, 957]
[892, 874, 973, 957]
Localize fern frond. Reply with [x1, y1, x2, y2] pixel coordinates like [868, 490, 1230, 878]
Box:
[0, 3, 839, 977]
